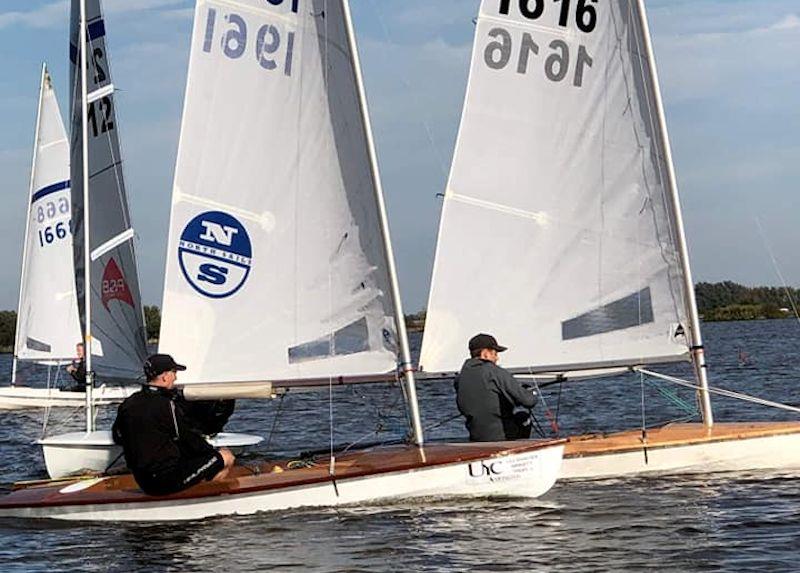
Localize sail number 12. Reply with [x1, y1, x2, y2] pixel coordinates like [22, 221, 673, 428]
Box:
[202, 6, 297, 76]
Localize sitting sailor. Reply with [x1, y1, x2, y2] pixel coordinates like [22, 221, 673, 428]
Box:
[454, 333, 538, 442]
[112, 353, 235, 496]
[64, 342, 86, 392]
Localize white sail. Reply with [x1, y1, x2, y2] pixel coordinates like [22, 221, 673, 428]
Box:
[420, 0, 692, 375]
[14, 65, 82, 364]
[70, 0, 148, 382]
[160, 0, 400, 384]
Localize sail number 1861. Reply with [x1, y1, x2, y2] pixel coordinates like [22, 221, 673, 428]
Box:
[202, 3, 298, 76]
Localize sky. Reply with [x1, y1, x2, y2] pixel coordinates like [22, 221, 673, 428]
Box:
[0, 0, 798, 313]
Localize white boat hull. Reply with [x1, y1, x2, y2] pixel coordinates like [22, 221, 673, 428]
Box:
[561, 422, 800, 480]
[0, 385, 137, 410]
[39, 430, 264, 479]
[2, 442, 564, 521]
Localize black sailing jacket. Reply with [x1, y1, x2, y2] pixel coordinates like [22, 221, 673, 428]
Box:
[112, 386, 228, 478]
[454, 358, 538, 441]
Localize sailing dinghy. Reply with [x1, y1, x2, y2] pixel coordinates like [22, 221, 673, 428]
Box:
[419, 0, 800, 480]
[0, 0, 563, 521]
[35, 0, 261, 480]
[0, 64, 135, 411]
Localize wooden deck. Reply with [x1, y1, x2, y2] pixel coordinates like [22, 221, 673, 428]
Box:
[1, 440, 563, 510]
[564, 421, 800, 458]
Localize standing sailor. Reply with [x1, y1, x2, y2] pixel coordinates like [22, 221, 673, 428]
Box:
[112, 354, 235, 496]
[454, 334, 538, 441]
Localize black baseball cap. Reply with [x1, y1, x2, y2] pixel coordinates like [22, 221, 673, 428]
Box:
[144, 354, 186, 380]
[468, 333, 507, 353]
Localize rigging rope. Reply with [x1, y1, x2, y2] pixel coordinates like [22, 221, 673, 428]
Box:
[755, 217, 800, 324]
[637, 368, 800, 415]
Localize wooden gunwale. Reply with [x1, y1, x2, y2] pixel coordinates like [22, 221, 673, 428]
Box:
[0, 439, 564, 510]
[564, 421, 800, 458]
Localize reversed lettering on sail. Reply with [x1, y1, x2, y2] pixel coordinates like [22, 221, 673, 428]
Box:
[159, 0, 399, 384]
[14, 67, 82, 364]
[421, 0, 691, 374]
[101, 258, 134, 311]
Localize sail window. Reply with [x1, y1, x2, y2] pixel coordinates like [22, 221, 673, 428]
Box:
[288, 317, 370, 364]
[562, 288, 654, 340]
[26, 337, 52, 353]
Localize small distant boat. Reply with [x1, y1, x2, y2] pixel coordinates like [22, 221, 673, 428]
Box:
[419, 0, 800, 479]
[0, 0, 563, 521]
[1, 64, 136, 411]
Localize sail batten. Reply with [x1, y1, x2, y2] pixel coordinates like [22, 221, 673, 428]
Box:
[70, 0, 147, 383]
[420, 0, 692, 375]
[160, 0, 402, 386]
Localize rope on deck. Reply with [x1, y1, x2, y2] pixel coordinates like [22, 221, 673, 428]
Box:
[636, 368, 800, 415]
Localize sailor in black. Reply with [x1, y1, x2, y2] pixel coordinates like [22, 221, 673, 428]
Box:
[64, 342, 86, 392]
[112, 354, 235, 496]
[454, 333, 538, 442]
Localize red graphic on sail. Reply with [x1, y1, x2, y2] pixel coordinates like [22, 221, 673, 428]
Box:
[101, 258, 134, 311]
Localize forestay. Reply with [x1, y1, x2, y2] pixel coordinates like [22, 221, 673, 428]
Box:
[70, 0, 147, 382]
[160, 0, 399, 384]
[420, 0, 692, 375]
[15, 66, 82, 364]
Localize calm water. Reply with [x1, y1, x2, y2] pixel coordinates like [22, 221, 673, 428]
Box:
[1, 320, 799, 572]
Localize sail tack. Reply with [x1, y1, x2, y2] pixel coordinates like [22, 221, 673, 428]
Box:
[160, 0, 399, 384]
[14, 67, 82, 364]
[70, 0, 147, 382]
[420, 0, 692, 375]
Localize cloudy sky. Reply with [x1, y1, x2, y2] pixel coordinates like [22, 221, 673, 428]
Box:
[0, 0, 798, 313]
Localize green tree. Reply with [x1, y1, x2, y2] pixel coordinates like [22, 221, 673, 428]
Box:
[0, 311, 16, 349]
[144, 306, 161, 342]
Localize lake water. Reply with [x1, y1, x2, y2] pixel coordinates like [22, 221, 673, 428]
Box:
[1, 319, 799, 572]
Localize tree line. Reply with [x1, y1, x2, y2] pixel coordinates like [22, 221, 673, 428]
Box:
[0, 283, 796, 349]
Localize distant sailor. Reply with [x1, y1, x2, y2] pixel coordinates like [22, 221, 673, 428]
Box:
[112, 354, 236, 496]
[64, 342, 85, 392]
[454, 334, 538, 442]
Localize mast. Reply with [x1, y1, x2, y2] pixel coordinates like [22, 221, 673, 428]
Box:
[79, 0, 95, 431]
[340, 0, 425, 446]
[634, 0, 713, 426]
[12, 64, 49, 387]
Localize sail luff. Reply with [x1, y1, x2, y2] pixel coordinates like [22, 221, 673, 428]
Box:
[339, 0, 424, 446]
[78, 0, 96, 431]
[12, 64, 48, 386]
[632, 0, 712, 425]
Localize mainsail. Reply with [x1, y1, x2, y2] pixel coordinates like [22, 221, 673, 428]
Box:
[70, 0, 147, 382]
[421, 0, 694, 375]
[160, 0, 401, 385]
[14, 65, 82, 365]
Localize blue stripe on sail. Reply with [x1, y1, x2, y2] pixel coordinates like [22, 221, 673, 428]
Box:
[88, 20, 106, 40]
[69, 20, 106, 64]
[31, 180, 70, 204]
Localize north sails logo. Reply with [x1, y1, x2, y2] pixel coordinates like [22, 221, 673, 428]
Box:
[178, 211, 252, 298]
[101, 258, 134, 311]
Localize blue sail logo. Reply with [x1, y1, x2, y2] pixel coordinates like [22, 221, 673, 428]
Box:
[178, 211, 252, 298]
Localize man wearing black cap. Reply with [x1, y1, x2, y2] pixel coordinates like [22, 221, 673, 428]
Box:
[112, 354, 236, 496]
[454, 333, 538, 441]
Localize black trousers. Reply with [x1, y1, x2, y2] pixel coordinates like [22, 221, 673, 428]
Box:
[135, 452, 224, 496]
